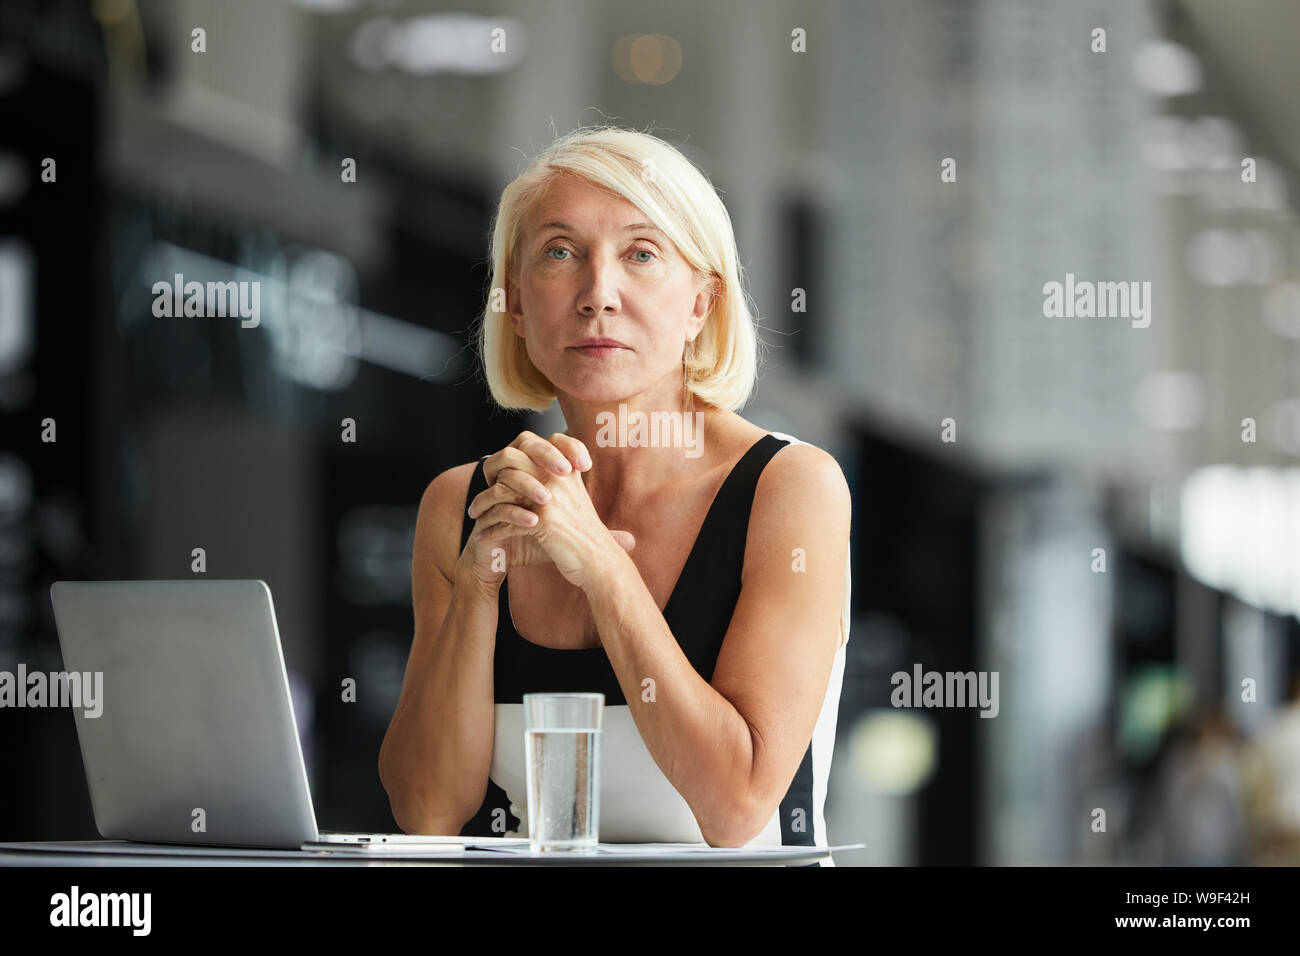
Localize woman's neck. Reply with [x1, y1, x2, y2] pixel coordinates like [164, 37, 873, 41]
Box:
[562, 404, 726, 516]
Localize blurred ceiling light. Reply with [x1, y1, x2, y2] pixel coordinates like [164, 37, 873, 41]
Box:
[265, 247, 362, 392]
[1140, 114, 1242, 172]
[144, 241, 462, 391]
[292, 0, 362, 11]
[351, 14, 525, 75]
[0, 453, 34, 526]
[848, 710, 937, 795]
[1185, 228, 1279, 287]
[1135, 371, 1205, 431]
[612, 34, 683, 85]
[0, 241, 34, 376]
[1200, 155, 1291, 213]
[1181, 465, 1300, 619]
[1132, 40, 1203, 96]
[1180, 466, 1237, 594]
[350, 18, 397, 72]
[1263, 281, 1300, 338]
[1190, 116, 1243, 170]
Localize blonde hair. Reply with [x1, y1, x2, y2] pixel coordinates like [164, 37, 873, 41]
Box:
[475, 125, 761, 412]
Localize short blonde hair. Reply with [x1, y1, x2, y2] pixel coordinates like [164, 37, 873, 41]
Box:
[476, 125, 761, 412]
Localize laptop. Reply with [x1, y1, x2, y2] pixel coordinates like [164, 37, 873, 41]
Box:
[48, 579, 523, 854]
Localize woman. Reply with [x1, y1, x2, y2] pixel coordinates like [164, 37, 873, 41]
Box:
[379, 126, 852, 861]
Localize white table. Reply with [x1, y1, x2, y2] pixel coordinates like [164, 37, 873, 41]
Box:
[0, 840, 854, 866]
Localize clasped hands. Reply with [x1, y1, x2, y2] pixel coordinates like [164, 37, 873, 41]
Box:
[464, 430, 637, 591]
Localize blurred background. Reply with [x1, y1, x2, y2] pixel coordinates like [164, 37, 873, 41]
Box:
[3, 0, 1300, 866]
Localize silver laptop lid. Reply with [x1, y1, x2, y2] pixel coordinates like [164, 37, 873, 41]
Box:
[48, 580, 317, 848]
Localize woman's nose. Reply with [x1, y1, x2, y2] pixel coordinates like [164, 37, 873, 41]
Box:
[577, 252, 621, 314]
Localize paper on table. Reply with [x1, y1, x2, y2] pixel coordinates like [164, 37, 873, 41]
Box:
[595, 843, 717, 854]
[310, 841, 465, 854]
[320, 837, 537, 853]
[592, 842, 865, 855]
[347, 838, 535, 853]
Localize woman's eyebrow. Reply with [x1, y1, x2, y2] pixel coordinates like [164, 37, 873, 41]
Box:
[537, 220, 664, 235]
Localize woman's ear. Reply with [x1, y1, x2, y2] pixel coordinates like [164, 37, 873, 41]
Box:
[693, 273, 720, 319]
[506, 275, 525, 337]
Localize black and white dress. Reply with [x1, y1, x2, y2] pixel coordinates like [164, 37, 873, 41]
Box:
[456, 432, 850, 865]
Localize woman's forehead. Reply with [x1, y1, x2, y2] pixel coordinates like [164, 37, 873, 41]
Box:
[534, 174, 646, 224]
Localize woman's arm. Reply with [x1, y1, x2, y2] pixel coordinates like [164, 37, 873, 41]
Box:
[379, 465, 500, 835]
[580, 443, 851, 847]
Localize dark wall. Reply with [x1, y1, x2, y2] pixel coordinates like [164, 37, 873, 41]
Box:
[847, 426, 986, 865]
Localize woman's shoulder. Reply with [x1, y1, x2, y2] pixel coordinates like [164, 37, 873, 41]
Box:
[411, 460, 485, 590]
[752, 426, 846, 488]
[418, 460, 487, 550]
[739, 426, 850, 574]
[708, 412, 846, 491]
[743, 426, 854, 649]
[423, 459, 483, 512]
[760, 443, 848, 510]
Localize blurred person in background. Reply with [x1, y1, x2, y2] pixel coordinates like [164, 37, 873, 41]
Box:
[1241, 673, 1300, 865]
[1149, 707, 1248, 865]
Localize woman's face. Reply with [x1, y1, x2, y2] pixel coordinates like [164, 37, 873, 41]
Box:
[506, 173, 715, 407]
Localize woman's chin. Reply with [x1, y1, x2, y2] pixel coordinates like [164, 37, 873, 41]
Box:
[550, 376, 645, 405]
[559, 387, 636, 405]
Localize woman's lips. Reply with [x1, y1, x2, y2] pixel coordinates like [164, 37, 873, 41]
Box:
[570, 345, 627, 357]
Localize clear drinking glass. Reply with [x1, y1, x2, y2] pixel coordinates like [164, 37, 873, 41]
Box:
[522, 693, 603, 853]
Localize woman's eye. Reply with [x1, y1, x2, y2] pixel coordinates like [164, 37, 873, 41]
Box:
[544, 246, 654, 263]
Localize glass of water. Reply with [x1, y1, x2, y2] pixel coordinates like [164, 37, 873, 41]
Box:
[522, 693, 603, 853]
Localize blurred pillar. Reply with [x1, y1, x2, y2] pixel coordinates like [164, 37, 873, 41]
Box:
[981, 474, 1114, 863]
